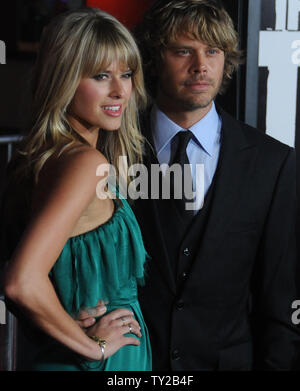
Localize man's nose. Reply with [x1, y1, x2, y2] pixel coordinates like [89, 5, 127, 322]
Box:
[190, 51, 207, 74]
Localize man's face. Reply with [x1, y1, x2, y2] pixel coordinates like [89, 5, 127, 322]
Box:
[156, 34, 225, 115]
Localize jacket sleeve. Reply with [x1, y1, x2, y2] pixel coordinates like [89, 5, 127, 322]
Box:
[251, 148, 300, 370]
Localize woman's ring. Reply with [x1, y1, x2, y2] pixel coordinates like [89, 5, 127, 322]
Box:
[128, 324, 132, 333]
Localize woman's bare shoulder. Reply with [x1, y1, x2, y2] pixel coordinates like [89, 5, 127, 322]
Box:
[32, 144, 110, 213]
[40, 144, 109, 184]
[56, 144, 108, 170]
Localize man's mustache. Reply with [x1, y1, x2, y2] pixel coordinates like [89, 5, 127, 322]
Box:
[183, 77, 214, 86]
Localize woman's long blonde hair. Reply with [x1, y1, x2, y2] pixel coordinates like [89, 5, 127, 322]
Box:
[18, 8, 146, 183]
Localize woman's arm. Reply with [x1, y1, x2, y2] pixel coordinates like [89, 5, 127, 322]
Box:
[3, 147, 140, 361]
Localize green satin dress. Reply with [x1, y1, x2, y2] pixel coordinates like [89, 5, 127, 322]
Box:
[31, 195, 152, 371]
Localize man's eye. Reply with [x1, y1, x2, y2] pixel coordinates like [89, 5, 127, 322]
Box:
[92, 73, 108, 81]
[208, 48, 218, 55]
[176, 49, 190, 55]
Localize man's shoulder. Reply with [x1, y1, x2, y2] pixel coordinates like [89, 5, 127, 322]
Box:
[139, 106, 152, 125]
[219, 107, 293, 157]
[139, 106, 154, 143]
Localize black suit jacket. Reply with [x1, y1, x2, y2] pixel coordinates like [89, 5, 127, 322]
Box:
[134, 106, 300, 370]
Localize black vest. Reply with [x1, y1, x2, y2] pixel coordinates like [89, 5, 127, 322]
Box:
[157, 167, 218, 281]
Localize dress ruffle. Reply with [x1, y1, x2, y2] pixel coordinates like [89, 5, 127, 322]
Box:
[49, 196, 149, 317]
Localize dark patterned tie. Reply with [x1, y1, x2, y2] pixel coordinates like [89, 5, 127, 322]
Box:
[169, 130, 195, 220]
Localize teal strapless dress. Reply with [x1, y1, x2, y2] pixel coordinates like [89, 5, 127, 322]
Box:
[31, 196, 152, 371]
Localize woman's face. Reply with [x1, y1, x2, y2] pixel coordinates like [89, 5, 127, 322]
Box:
[68, 61, 133, 135]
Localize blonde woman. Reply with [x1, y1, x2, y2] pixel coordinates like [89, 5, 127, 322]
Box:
[2, 8, 151, 371]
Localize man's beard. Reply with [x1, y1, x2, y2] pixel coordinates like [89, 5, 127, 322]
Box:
[159, 76, 223, 112]
[161, 89, 218, 112]
[173, 95, 216, 111]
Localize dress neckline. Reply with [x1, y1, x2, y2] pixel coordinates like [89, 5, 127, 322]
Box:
[69, 198, 123, 240]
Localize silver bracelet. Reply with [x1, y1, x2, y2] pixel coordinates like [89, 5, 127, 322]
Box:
[99, 344, 105, 361]
[88, 335, 106, 361]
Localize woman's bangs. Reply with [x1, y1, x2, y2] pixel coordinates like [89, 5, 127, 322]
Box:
[83, 33, 139, 77]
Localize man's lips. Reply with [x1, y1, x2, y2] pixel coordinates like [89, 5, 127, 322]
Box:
[184, 80, 212, 91]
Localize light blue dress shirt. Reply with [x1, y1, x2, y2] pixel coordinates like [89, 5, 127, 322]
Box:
[151, 101, 222, 212]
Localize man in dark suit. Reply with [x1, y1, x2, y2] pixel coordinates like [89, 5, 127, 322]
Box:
[133, 0, 300, 370]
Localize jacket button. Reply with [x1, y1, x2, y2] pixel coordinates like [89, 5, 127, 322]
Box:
[183, 248, 190, 256]
[172, 349, 180, 360]
[176, 300, 184, 310]
[182, 272, 187, 279]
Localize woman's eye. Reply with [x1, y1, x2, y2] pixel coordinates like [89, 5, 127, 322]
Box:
[92, 73, 108, 81]
[122, 71, 133, 79]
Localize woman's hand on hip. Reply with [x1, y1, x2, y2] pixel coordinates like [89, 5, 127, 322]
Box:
[86, 308, 142, 359]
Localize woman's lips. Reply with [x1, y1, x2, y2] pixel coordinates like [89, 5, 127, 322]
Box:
[102, 105, 122, 117]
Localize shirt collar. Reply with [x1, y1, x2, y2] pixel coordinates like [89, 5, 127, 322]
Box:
[151, 101, 221, 157]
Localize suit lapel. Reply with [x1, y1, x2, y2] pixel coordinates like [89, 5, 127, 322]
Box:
[193, 108, 259, 261]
